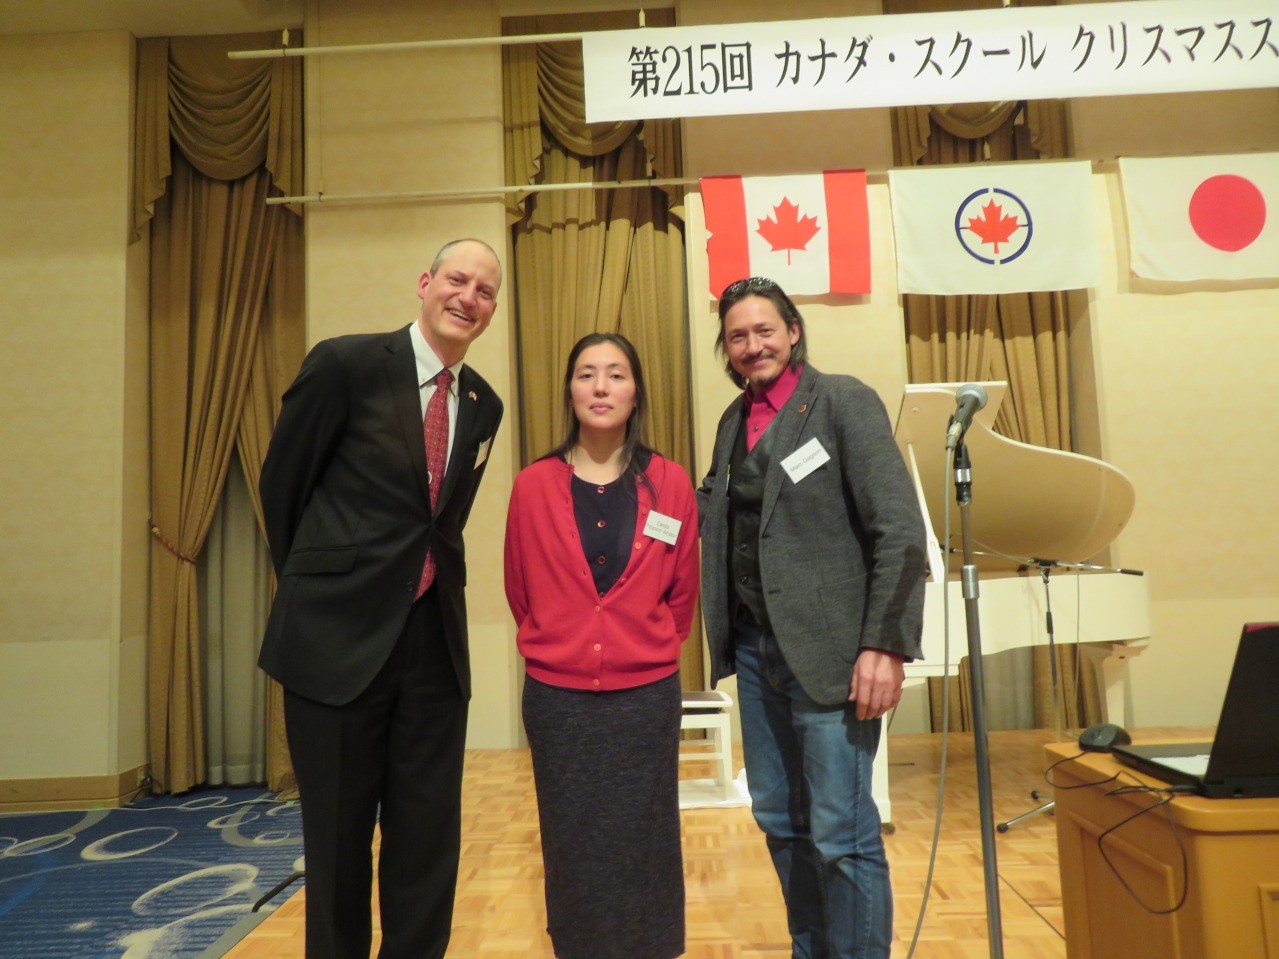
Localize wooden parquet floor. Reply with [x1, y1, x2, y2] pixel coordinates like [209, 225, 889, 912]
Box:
[222, 729, 1088, 959]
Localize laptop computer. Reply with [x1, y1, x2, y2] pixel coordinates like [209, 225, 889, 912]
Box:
[1112, 622, 1279, 799]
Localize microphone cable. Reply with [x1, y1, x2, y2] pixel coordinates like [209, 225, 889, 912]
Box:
[1096, 782, 1193, 915]
[1041, 756, 1193, 915]
[900, 441, 959, 959]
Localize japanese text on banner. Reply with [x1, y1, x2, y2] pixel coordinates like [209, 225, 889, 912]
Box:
[583, 0, 1279, 122]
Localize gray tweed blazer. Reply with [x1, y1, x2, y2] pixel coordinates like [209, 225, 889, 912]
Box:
[696, 364, 928, 705]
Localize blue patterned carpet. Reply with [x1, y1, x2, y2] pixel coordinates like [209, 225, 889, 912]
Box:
[0, 788, 305, 959]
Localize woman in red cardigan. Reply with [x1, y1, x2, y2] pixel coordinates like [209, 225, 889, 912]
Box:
[504, 332, 699, 959]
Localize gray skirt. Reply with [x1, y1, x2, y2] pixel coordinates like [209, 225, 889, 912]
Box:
[522, 672, 685, 959]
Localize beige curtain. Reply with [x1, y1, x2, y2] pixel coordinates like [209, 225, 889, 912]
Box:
[236, 206, 305, 794]
[202, 218, 305, 786]
[503, 12, 702, 691]
[892, 99, 1101, 733]
[200, 449, 270, 785]
[139, 34, 303, 794]
[511, 140, 689, 463]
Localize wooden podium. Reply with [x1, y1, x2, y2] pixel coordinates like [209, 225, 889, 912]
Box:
[1046, 740, 1279, 959]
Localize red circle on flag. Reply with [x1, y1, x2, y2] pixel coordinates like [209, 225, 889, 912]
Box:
[1187, 175, 1266, 252]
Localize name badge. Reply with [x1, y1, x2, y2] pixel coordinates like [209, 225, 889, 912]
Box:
[643, 510, 682, 546]
[781, 437, 831, 484]
[475, 436, 493, 469]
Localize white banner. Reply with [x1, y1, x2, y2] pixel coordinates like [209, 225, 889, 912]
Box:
[583, 0, 1279, 122]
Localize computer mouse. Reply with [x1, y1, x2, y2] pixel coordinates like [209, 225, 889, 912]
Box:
[1078, 722, 1132, 752]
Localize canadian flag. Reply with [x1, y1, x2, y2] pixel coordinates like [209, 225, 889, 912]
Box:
[700, 171, 871, 298]
[1119, 153, 1279, 281]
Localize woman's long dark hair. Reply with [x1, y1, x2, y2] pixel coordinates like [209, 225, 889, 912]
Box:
[545, 332, 653, 496]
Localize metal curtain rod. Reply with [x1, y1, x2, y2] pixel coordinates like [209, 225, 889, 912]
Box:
[230, 30, 591, 60]
[266, 177, 698, 206]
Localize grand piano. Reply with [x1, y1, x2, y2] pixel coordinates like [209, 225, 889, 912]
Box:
[872, 382, 1150, 824]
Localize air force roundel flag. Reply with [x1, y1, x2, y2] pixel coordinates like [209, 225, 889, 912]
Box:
[1119, 153, 1279, 281]
[888, 160, 1099, 295]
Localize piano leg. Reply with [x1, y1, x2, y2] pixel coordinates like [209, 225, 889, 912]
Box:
[1078, 640, 1148, 726]
[873, 728, 893, 831]
[874, 645, 1145, 831]
[871, 677, 930, 831]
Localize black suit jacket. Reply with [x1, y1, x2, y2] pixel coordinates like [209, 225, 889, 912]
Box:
[258, 324, 503, 705]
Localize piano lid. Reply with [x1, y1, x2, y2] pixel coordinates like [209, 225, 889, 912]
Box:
[894, 383, 1136, 570]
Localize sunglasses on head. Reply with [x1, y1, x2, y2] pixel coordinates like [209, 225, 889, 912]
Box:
[720, 276, 781, 298]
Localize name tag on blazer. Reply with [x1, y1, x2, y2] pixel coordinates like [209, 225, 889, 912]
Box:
[475, 436, 493, 469]
[781, 437, 831, 484]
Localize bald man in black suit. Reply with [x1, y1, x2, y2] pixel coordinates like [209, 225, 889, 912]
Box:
[259, 239, 504, 959]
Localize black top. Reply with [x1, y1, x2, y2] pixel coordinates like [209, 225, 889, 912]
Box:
[571, 473, 637, 596]
[727, 410, 778, 631]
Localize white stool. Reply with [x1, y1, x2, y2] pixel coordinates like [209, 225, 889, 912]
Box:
[679, 690, 734, 799]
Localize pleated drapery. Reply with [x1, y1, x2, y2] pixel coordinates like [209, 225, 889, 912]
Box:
[199, 448, 270, 786]
[133, 35, 302, 242]
[503, 11, 702, 691]
[139, 33, 304, 795]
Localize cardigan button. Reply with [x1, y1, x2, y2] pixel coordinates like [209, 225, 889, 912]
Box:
[594, 643, 602, 651]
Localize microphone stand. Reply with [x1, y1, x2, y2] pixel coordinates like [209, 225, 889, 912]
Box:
[952, 439, 1005, 959]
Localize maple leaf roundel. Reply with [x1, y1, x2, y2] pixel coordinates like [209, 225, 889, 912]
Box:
[954, 187, 1033, 265]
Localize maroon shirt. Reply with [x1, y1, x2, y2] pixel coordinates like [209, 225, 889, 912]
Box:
[744, 364, 803, 450]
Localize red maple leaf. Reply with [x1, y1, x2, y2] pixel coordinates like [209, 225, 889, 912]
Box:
[967, 199, 1021, 253]
[756, 197, 821, 265]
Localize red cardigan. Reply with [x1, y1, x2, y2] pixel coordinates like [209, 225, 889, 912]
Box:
[504, 453, 700, 691]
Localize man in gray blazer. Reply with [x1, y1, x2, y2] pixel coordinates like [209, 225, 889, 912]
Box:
[259, 239, 503, 959]
[697, 276, 927, 959]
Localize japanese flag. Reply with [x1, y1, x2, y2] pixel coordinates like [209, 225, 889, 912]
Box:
[1119, 153, 1279, 281]
[888, 160, 1099, 295]
[701, 171, 870, 298]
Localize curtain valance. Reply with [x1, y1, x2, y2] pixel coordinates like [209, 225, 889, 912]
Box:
[894, 100, 1069, 166]
[132, 32, 302, 242]
[503, 12, 681, 224]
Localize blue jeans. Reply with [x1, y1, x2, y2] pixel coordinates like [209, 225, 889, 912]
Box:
[734, 616, 891, 959]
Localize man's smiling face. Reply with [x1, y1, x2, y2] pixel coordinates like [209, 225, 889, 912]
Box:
[723, 294, 799, 392]
[416, 241, 501, 365]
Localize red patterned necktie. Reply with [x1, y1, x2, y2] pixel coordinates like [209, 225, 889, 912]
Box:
[416, 368, 453, 598]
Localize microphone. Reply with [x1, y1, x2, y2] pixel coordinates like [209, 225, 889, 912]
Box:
[945, 383, 989, 451]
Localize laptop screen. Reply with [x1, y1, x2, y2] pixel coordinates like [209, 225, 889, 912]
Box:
[1112, 622, 1279, 798]
[1205, 622, 1279, 781]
